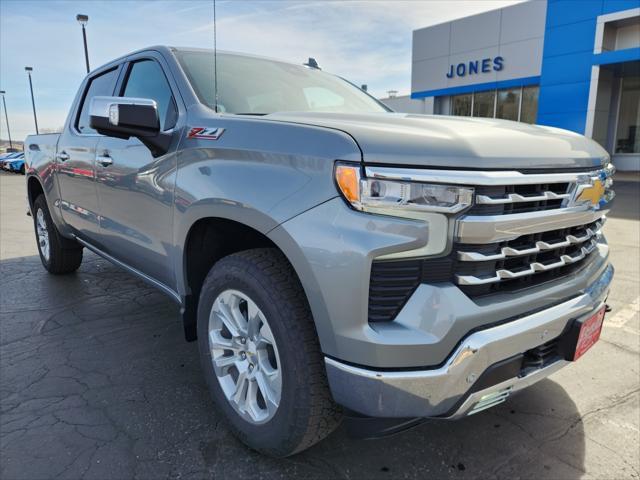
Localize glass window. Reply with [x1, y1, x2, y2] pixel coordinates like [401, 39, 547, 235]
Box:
[174, 50, 388, 114]
[615, 76, 640, 154]
[303, 87, 346, 109]
[451, 94, 472, 116]
[496, 88, 521, 121]
[122, 60, 177, 131]
[76, 68, 119, 134]
[520, 86, 539, 124]
[472, 90, 495, 118]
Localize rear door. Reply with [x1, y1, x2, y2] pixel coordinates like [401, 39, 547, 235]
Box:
[57, 66, 121, 240]
[94, 53, 182, 288]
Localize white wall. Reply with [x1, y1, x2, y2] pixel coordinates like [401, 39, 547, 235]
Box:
[380, 95, 434, 114]
[412, 0, 547, 95]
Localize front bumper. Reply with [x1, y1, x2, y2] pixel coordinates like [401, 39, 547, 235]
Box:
[325, 264, 613, 418]
[271, 195, 612, 369]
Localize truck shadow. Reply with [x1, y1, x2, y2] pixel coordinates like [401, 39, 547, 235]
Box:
[293, 380, 586, 479]
[0, 254, 585, 480]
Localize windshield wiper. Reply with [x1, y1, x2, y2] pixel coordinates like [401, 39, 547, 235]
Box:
[234, 113, 268, 116]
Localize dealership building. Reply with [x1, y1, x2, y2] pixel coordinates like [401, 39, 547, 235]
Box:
[382, 0, 640, 170]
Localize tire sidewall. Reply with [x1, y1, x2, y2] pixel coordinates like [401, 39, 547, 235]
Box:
[197, 262, 309, 454]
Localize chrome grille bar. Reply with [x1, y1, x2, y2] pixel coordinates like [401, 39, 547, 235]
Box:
[456, 208, 607, 244]
[364, 166, 608, 186]
[475, 190, 571, 205]
[458, 219, 605, 262]
[456, 240, 599, 286]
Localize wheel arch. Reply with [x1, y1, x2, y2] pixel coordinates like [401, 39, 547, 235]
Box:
[179, 214, 314, 343]
[27, 174, 45, 211]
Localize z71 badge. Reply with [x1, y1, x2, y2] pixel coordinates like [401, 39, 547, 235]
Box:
[187, 127, 225, 140]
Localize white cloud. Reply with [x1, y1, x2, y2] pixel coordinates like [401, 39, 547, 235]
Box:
[0, 0, 524, 141]
[191, 1, 525, 98]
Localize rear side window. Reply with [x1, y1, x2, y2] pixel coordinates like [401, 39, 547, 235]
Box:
[121, 60, 177, 131]
[76, 68, 119, 134]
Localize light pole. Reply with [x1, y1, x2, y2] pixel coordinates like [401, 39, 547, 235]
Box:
[25, 67, 39, 135]
[76, 14, 90, 74]
[0, 91, 12, 149]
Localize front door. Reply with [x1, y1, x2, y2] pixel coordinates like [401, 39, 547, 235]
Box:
[57, 67, 120, 241]
[95, 56, 180, 289]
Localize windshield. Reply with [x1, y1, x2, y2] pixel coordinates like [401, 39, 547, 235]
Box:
[174, 50, 389, 115]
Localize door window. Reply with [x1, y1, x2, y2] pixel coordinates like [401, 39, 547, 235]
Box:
[615, 76, 640, 154]
[496, 88, 520, 121]
[122, 60, 177, 131]
[520, 86, 539, 124]
[472, 90, 495, 118]
[76, 68, 119, 134]
[452, 94, 472, 116]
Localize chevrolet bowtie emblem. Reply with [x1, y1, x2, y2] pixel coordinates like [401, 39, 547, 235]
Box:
[576, 179, 605, 206]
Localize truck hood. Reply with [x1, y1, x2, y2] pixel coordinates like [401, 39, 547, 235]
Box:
[266, 112, 608, 170]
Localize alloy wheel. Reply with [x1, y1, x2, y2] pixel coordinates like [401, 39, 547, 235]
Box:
[36, 208, 50, 262]
[208, 289, 282, 424]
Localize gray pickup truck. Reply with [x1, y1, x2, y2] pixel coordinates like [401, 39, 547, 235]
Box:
[25, 46, 615, 457]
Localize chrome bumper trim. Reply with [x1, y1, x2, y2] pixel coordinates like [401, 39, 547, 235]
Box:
[456, 208, 608, 244]
[325, 265, 612, 418]
[448, 360, 569, 419]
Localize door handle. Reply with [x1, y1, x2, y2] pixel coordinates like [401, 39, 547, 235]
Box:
[56, 151, 70, 161]
[97, 154, 113, 167]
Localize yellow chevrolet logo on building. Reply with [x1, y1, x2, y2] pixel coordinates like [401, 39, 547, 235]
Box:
[576, 179, 605, 206]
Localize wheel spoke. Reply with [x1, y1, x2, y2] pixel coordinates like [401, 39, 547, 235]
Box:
[247, 312, 261, 340]
[216, 302, 245, 338]
[208, 330, 241, 352]
[255, 370, 278, 413]
[245, 379, 262, 420]
[232, 370, 248, 409]
[213, 354, 239, 375]
[227, 295, 249, 334]
[259, 323, 276, 345]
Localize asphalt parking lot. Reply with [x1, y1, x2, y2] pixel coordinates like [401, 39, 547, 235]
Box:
[1, 171, 638, 480]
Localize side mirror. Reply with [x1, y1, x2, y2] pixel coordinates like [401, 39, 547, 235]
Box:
[89, 96, 171, 156]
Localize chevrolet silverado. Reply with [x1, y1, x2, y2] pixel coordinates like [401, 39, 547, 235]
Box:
[24, 46, 615, 457]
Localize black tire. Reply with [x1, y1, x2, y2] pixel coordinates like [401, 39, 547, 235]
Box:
[197, 248, 342, 457]
[33, 194, 83, 274]
[20, 164, 25, 175]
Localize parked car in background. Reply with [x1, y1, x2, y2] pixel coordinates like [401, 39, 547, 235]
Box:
[8, 153, 25, 174]
[1, 152, 22, 170]
[24, 46, 615, 457]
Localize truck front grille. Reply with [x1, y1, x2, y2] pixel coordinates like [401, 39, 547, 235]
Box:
[366, 166, 612, 322]
[455, 219, 604, 297]
[368, 221, 602, 320]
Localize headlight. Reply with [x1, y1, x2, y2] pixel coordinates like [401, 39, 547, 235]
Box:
[335, 164, 474, 216]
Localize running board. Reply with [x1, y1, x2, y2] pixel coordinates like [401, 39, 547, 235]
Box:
[73, 236, 181, 304]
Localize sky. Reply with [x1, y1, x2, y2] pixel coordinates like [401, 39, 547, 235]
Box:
[0, 0, 523, 141]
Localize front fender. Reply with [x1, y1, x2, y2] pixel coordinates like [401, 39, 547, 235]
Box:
[172, 164, 341, 300]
